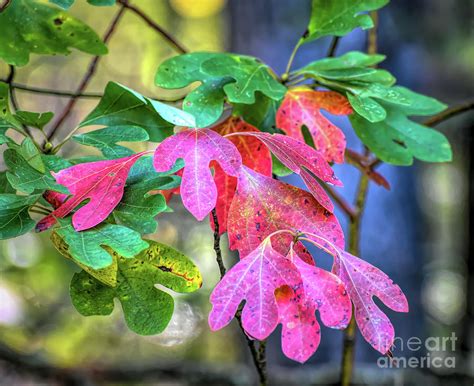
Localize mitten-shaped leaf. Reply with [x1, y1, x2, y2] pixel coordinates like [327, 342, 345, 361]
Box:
[228, 167, 344, 258]
[209, 238, 302, 340]
[36, 152, 145, 232]
[211, 117, 272, 234]
[333, 249, 409, 354]
[153, 129, 242, 221]
[276, 88, 352, 163]
[0, 0, 107, 66]
[70, 240, 202, 335]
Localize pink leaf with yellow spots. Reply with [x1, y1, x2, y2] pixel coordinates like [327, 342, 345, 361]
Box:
[332, 249, 409, 354]
[276, 88, 352, 163]
[231, 131, 341, 212]
[227, 166, 344, 258]
[211, 117, 272, 234]
[209, 238, 302, 340]
[36, 152, 145, 232]
[153, 128, 242, 221]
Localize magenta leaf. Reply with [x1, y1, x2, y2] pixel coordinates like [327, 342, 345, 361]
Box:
[233, 132, 342, 212]
[332, 249, 409, 354]
[209, 238, 302, 340]
[36, 152, 145, 232]
[153, 128, 242, 221]
[276, 285, 320, 363]
[227, 166, 344, 258]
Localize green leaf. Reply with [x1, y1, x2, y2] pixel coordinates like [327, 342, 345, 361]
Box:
[295, 51, 386, 71]
[201, 54, 286, 104]
[69, 240, 202, 335]
[51, 230, 119, 287]
[0, 194, 40, 239]
[49, 0, 115, 9]
[156, 53, 286, 127]
[0, 82, 22, 132]
[347, 93, 386, 122]
[155, 52, 233, 128]
[7, 137, 46, 173]
[15, 110, 54, 130]
[0, 0, 107, 67]
[0, 172, 15, 194]
[72, 126, 149, 159]
[113, 175, 180, 234]
[80, 82, 192, 141]
[41, 154, 73, 172]
[350, 107, 452, 165]
[53, 218, 149, 270]
[303, 0, 389, 43]
[380, 86, 447, 116]
[4, 148, 69, 194]
[233, 93, 282, 133]
[127, 156, 184, 183]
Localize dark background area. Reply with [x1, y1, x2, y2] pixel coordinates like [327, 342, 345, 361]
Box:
[0, 0, 473, 385]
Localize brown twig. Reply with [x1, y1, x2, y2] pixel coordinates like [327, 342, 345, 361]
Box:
[47, 4, 127, 142]
[211, 208, 267, 386]
[5, 82, 103, 98]
[324, 185, 357, 220]
[116, 0, 187, 54]
[326, 36, 340, 57]
[423, 100, 474, 127]
[0, 0, 11, 12]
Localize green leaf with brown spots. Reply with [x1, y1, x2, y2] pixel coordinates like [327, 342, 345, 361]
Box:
[0, 0, 107, 67]
[69, 240, 202, 335]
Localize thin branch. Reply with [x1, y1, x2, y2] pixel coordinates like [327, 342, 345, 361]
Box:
[116, 0, 187, 54]
[324, 185, 357, 220]
[326, 36, 340, 57]
[0, 0, 11, 12]
[282, 39, 303, 82]
[5, 83, 103, 98]
[423, 99, 474, 127]
[211, 209, 267, 386]
[47, 3, 127, 142]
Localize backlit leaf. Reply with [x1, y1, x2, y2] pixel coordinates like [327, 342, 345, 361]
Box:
[15, 110, 54, 130]
[153, 128, 242, 221]
[0, 194, 40, 239]
[0, 0, 107, 66]
[70, 240, 202, 335]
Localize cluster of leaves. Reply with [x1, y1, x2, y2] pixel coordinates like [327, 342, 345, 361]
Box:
[0, 0, 453, 362]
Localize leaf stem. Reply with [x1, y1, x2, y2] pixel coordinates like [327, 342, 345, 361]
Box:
[282, 39, 303, 82]
[326, 36, 340, 57]
[210, 208, 267, 386]
[47, 3, 127, 143]
[116, 0, 187, 54]
[423, 99, 474, 127]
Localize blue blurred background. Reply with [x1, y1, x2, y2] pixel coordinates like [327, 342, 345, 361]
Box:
[0, 0, 473, 385]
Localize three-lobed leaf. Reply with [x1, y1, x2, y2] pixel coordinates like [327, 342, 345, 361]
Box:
[70, 240, 202, 335]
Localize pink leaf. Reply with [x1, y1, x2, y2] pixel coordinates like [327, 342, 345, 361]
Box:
[211, 117, 272, 234]
[276, 88, 352, 163]
[209, 238, 302, 340]
[233, 131, 341, 212]
[227, 166, 344, 258]
[275, 285, 320, 363]
[36, 153, 145, 232]
[332, 250, 408, 354]
[153, 128, 242, 221]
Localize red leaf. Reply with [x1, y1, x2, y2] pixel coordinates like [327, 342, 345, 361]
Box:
[36, 153, 145, 232]
[276, 88, 352, 163]
[232, 131, 342, 212]
[211, 117, 272, 234]
[227, 166, 344, 258]
[153, 128, 242, 221]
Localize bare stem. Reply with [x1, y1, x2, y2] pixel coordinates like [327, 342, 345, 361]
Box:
[5, 83, 103, 98]
[210, 208, 267, 386]
[423, 100, 474, 127]
[326, 36, 340, 57]
[282, 39, 303, 82]
[47, 3, 127, 142]
[117, 0, 187, 54]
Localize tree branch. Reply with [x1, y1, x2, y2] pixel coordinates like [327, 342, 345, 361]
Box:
[4, 82, 103, 98]
[47, 3, 127, 142]
[423, 99, 474, 127]
[326, 36, 340, 57]
[116, 0, 187, 54]
[211, 208, 267, 386]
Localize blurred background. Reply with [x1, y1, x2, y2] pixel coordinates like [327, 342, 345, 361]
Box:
[0, 0, 473, 385]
